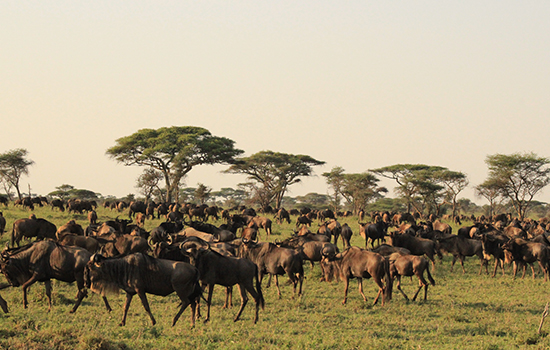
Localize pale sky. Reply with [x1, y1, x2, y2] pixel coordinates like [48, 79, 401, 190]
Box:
[1, 1, 550, 204]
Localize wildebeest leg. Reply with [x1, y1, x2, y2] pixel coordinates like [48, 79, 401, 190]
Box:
[412, 272, 428, 301]
[223, 286, 232, 309]
[0, 293, 7, 313]
[136, 291, 156, 326]
[70, 274, 88, 313]
[357, 278, 367, 302]
[172, 291, 193, 328]
[102, 296, 112, 312]
[372, 277, 385, 306]
[233, 284, 248, 322]
[274, 275, 281, 297]
[21, 273, 40, 309]
[395, 276, 409, 301]
[120, 293, 134, 326]
[450, 255, 457, 272]
[44, 280, 52, 311]
[204, 284, 214, 323]
[530, 263, 536, 280]
[491, 259, 499, 277]
[342, 277, 350, 305]
[459, 255, 466, 274]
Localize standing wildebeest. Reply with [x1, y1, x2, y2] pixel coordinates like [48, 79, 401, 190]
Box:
[128, 201, 147, 219]
[238, 239, 304, 297]
[50, 199, 65, 212]
[88, 210, 98, 225]
[388, 252, 435, 301]
[340, 223, 353, 249]
[321, 246, 392, 306]
[245, 216, 273, 237]
[480, 233, 510, 277]
[275, 235, 338, 278]
[0, 241, 111, 313]
[181, 239, 265, 323]
[437, 235, 488, 274]
[84, 253, 202, 327]
[359, 221, 388, 248]
[100, 234, 149, 257]
[502, 237, 550, 281]
[387, 232, 439, 269]
[11, 218, 57, 247]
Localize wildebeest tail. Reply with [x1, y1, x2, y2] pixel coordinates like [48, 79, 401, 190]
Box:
[10, 222, 17, 247]
[426, 262, 436, 286]
[383, 257, 393, 301]
[190, 269, 205, 304]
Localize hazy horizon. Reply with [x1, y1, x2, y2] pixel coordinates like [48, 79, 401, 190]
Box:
[2, 2, 550, 205]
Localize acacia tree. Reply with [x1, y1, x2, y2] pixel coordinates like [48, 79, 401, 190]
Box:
[322, 166, 345, 211]
[371, 164, 447, 214]
[194, 183, 212, 204]
[224, 151, 325, 209]
[135, 168, 163, 202]
[0, 148, 34, 200]
[435, 170, 469, 219]
[106, 126, 243, 203]
[484, 152, 550, 220]
[340, 172, 388, 214]
[475, 179, 503, 218]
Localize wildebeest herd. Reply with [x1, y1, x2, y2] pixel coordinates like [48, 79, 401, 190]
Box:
[1, 200, 550, 329]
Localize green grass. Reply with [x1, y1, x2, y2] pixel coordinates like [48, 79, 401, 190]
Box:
[0, 206, 549, 349]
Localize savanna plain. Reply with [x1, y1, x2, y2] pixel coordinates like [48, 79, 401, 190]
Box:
[0, 206, 549, 350]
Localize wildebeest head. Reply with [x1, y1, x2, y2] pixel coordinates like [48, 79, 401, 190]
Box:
[180, 238, 210, 265]
[84, 254, 120, 296]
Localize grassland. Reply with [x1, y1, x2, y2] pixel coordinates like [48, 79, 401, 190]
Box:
[0, 205, 549, 350]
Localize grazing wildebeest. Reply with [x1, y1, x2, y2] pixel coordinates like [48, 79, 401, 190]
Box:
[437, 235, 488, 274]
[388, 252, 435, 301]
[128, 201, 147, 219]
[0, 241, 111, 313]
[50, 199, 65, 212]
[245, 216, 273, 237]
[321, 246, 392, 306]
[180, 239, 264, 323]
[11, 217, 57, 247]
[296, 215, 312, 228]
[275, 235, 338, 279]
[84, 253, 202, 327]
[238, 239, 304, 297]
[275, 208, 291, 224]
[502, 237, 550, 281]
[387, 232, 439, 269]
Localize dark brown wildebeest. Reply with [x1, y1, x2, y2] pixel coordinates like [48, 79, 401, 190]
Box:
[321, 246, 392, 306]
[340, 223, 353, 249]
[245, 216, 273, 237]
[387, 232, 439, 269]
[0, 196, 8, 207]
[50, 199, 65, 212]
[275, 208, 291, 224]
[57, 220, 85, 237]
[319, 209, 335, 222]
[84, 252, 202, 327]
[359, 221, 388, 249]
[296, 215, 312, 228]
[432, 220, 452, 235]
[480, 233, 510, 277]
[437, 235, 488, 274]
[238, 239, 304, 297]
[327, 219, 342, 247]
[101, 233, 149, 257]
[502, 237, 550, 281]
[181, 239, 264, 323]
[388, 252, 435, 301]
[128, 201, 147, 219]
[57, 231, 100, 253]
[204, 206, 219, 222]
[371, 244, 411, 257]
[11, 217, 57, 247]
[275, 235, 338, 278]
[0, 241, 111, 313]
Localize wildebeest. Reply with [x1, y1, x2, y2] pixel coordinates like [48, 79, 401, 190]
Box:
[321, 246, 392, 306]
[11, 217, 57, 247]
[502, 237, 550, 281]
[238, 239, 304, 297]
[84, 253, 202, 327]
[181, 239, 264, 323]
[276, 235, 339, 279]
[387, 232, 439, 269]
[275, 208, 291, 224]
[340, 223, 353, 249]
[0, 241, 111, 313]
[128, 201, 147, 219]
[480, 233, 509, 277]
[100, 233, 149, 257]
[437, 235, 488, 274]
[50, 199, 65, 212]
[388, 252, 435, 301]
[245, 216, 273, 237]
[360, 221, 388, 248]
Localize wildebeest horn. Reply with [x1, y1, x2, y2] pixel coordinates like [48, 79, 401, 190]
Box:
[91, 253, 105, 264]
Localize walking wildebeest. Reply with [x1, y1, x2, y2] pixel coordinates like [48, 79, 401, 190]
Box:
[0, 241, 111, 313]
[501, 237, 550, 281]
[387, 231, 439, 269]
[84, 252, 202, 327]
[181, 239, 264, 323]
[388, 252, 435, 301]
[320, 246, 392, 306]
[238, 239, 304, 297]
[11, 217, 57, 247]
